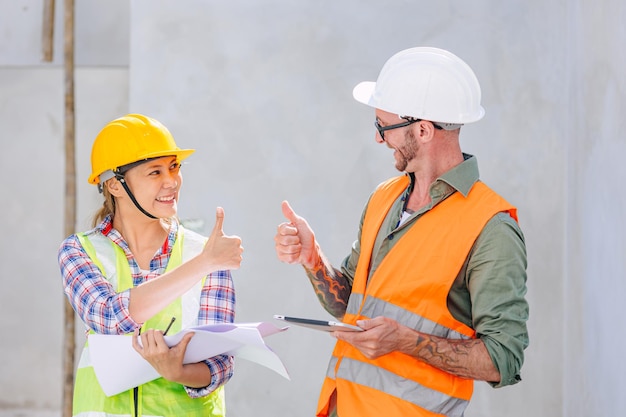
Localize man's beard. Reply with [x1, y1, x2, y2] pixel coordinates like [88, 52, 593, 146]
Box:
[394, 130, 418, 172]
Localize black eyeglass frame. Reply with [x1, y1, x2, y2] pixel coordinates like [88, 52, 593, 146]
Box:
[374, 117, 442, 141]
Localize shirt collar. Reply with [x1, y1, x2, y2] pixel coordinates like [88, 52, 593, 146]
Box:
[436, 153, 479, 197]
[93, 215, 179, 255]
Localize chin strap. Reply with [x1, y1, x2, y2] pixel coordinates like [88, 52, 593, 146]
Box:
[114, 173, 158, 219]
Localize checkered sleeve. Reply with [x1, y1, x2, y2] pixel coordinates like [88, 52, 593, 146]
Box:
[58, 234, 137, 335]
[184, 269, 236, 398]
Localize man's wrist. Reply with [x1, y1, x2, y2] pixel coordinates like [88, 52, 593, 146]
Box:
[302, 245, 323, 271]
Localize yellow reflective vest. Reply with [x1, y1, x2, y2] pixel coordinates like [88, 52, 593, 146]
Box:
[74, 227, 225, 417]
[317, 175, 517, 417]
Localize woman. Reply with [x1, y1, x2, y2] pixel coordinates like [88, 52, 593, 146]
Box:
[58, 113, 243, 417]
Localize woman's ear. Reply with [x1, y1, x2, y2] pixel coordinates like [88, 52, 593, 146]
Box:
[105, 177, 125, 198]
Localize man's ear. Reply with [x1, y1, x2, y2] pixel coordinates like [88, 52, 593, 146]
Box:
[416, 120, 438, 143]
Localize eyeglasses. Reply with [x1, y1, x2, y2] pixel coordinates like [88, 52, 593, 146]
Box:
[374, 117, 421, 141]
[374, 117, 443, 141]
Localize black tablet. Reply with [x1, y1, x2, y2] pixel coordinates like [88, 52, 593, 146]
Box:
[274, 315, 363, 332]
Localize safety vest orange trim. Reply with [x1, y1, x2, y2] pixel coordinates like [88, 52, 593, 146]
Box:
[317, 175, 517, 417]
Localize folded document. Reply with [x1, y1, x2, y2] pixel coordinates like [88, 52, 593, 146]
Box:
[88, 321, 289, 396]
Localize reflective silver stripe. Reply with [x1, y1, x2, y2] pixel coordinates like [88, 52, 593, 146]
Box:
[325, 355, 468, 416]
[76, 345, 91, 369]
[345, 292, 362, 315]
[336, 357, 469, 417]
[178, 227, 206, 327]
[347, 293, 470, 340]
[83, 232, 119, 290]
[325, 355, 338, 379]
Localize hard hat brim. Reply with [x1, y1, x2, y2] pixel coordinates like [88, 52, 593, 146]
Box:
[139, 148, 195, 164]
[88, 148, 195, 185]
[353, 81, 376, 107]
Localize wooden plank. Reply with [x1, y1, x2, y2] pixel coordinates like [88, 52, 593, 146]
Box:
[62, 1, 76, 416]
[42, 0, 55, 62]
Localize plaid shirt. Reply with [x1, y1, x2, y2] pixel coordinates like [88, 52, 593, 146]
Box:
[58, 215, 235, 398]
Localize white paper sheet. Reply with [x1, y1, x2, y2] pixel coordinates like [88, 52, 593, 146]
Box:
[88, 322, 289, 397]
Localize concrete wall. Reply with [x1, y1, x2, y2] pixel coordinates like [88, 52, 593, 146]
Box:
[0, 1, 624, 416]
[563, 2, 626, 416]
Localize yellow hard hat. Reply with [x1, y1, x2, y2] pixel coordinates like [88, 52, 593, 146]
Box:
[88, 114, 195, 185]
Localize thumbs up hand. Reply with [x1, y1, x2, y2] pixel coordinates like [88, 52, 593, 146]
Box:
[202, 207, 243, 271]
[274, 200, 319, 269]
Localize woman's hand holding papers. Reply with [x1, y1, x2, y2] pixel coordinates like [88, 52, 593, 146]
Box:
[132, 328, 192, 381]
[132, 329, 213, 388]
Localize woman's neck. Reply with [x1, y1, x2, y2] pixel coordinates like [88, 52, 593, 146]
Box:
[113, 212, 169, 269]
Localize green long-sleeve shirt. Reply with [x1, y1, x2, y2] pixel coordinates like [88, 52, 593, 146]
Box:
[340, 154, 529, 387]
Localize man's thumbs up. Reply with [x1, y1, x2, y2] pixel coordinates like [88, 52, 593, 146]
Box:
[275, 200, 318, 268]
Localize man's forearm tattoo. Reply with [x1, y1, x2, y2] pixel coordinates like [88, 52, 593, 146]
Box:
[306, 259, 351, 319]
[412, 333, 486, 379]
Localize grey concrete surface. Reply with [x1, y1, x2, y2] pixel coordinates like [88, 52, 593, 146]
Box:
[1, 1, 625, 416]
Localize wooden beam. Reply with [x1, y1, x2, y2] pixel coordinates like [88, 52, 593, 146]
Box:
[62, 0, 76, 416]
[42, 0, 55, 62]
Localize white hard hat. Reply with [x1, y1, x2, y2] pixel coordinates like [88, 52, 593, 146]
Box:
[353, 47, 485, 129]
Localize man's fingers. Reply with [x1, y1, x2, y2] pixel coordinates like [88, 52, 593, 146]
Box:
[281, 200, 299, 224]
[356, 319, 375, 330]
[276, 222, 298, 239]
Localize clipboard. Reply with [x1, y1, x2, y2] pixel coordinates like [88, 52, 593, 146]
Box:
[273, 315, 363, 332]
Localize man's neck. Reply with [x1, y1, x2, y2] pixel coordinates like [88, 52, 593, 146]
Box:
[405, 151, 464, 212]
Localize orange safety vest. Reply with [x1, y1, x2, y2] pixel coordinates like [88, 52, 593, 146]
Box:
[317, 175, 517, 417]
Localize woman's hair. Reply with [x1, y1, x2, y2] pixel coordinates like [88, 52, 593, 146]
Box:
[91, 183, 116, 227]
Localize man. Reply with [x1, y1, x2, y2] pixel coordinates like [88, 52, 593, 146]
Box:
[274, 47, 529, 417]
